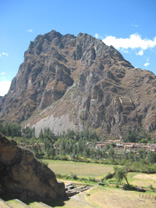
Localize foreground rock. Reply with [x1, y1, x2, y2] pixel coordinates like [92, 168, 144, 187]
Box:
[0, 134, 65, 201]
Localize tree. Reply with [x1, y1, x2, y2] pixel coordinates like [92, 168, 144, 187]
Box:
[137, 148, 146, 160]
[114, 167, 129, 185]
[146, 151, 156, 163]
[108, 147, 115, 158]
[124, 129, 138, 143]
[22, 126, 34, 139]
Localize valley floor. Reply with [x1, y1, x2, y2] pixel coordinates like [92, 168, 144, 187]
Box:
[2, 160, 156, 208]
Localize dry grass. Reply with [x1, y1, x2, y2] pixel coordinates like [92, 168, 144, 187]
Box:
[7, 199, 28, 208]
[133, 174, 156, 181]
[54, 198, 93, 208]
[86, 187, 156, 208]
[130, 173, 156, 188]
[0, 201, 10, 208]
[29, 202, 49, 208]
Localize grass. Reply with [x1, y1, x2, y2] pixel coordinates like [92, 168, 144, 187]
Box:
[29, 202, 50, 208]
[0, 200, 11, 208]
[42, 159, 114, 179]
[43, 159, 156, 189]
[4, 160, 156, 208]
[86, 187, 156, 208]
[128, 172, 156, 189]
[7, 199, 29, 208]
[47, 198, 93, 208]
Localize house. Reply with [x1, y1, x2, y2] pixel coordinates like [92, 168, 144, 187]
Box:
[95, 144, 106, 149]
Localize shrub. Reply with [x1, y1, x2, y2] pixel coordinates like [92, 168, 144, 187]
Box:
[89, 177, 96, 182]
[80, 177, 88, 182]
[104, 172, 114, 180]
[71, 174, 78, 180]
[123, 184, 136, 190]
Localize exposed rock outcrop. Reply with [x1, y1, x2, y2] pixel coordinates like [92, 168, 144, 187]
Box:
[0, 30, 156, 138]
[0, 134, 65, 201]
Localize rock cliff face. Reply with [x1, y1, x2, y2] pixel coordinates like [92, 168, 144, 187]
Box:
[0, 30, 156, 137]
[0, 134, 65, 201]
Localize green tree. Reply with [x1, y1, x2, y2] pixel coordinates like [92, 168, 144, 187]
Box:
[124, 129, 138, 142]
[108, 147, 115, 158]
[137, 148, 146, 160]
[22, 126, 34, 139]
[114, 167, 129, 185]
[146, 151, 156, 163]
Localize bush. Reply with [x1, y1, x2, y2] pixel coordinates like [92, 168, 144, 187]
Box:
[123, 184, 146, 192]
[80, 177, 88, 182]
[149, 185, 154, 191]
[104, 172, 114, 180]
[123, 184, 136, 190]
[89, 177, 96, 182]
[56, 174, 62, 179]
[71, 174, 78, 180]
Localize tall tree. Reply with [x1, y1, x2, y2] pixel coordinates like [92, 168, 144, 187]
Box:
[114, 167, 129, 185]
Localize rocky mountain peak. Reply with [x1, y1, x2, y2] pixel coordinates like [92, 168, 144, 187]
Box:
[0, 30, 156, 138]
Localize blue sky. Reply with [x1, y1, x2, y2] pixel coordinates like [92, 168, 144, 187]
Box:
[0, 0, 156, 96]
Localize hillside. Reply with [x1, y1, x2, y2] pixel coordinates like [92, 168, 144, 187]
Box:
[0, 30, 156, 138]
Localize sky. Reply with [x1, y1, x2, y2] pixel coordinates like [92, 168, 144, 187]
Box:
[0, 0, 156, 96]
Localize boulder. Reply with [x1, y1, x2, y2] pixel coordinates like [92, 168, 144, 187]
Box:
[0, 134, 65, 201]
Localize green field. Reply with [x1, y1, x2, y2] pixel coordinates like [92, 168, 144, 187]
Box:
[5, 160, 156, 208]
[42, 159, 114, 179]
[43, 159, 156, 188]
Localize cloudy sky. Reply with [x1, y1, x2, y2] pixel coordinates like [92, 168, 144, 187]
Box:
[0, 0, 156, 96]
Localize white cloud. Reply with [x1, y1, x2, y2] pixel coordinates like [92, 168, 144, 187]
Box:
[94, 33, 103, 39]
[27, 29, 33, 33]
[120, 48, 129, 54]
[0, 80, 11, 96]
[144, 62, 150, 67]
[103, 33, 156, 51]
[136, 50, 144, 56]
[1, 72, 5, 75]
[131, 24, 139, 28]
[0, 52, 9, 57]
[2, 52, 8, 56]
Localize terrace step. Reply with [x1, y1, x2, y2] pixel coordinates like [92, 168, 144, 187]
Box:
[0, 198, 13, 208]
[39, 202, 53, 207]
[29, 202, 53, 208]
[7, 199, 31, 208]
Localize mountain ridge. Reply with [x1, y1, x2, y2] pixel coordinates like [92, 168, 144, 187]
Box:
[0, 30, 156, 138]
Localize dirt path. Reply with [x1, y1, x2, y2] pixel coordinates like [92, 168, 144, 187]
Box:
[71, 189, 97, 208]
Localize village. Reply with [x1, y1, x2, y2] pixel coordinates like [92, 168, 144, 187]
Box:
[87, 140, 156, 153]
[22, 139, 156, 156]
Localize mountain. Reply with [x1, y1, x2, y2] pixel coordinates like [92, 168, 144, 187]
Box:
[0, 96, 3, 103]
[0, 30, 156, 138]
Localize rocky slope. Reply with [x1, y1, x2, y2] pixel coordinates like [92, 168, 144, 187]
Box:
[0, 30, 156, 138]
[0, 96, 2, 104]
[0, 133, 65, 201]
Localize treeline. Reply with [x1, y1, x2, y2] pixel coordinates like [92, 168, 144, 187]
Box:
[36, 128, 101, 159]
[123, 128, 152, 143]
[36, 128, 156, 173]
[0, 123, 21, 137]
[0, 123, 35, 139]
[0, 123, 156, 173]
